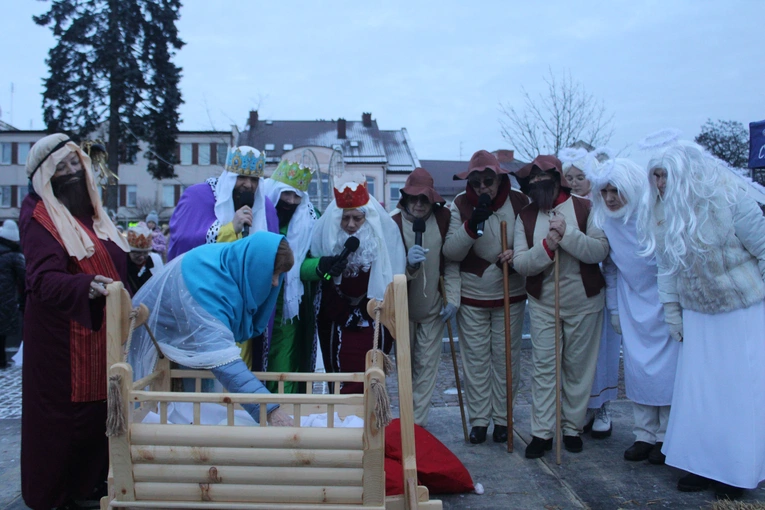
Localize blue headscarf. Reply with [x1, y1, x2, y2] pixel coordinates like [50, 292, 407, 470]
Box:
[181, 231, 285, 342]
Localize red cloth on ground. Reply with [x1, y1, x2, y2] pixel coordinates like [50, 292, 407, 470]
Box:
[385, 419, 474, 495]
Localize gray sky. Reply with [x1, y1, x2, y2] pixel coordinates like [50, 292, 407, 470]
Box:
[1, 0, 763, 164]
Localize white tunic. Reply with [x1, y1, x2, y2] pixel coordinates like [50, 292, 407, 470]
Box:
[602, 216, 678, 405]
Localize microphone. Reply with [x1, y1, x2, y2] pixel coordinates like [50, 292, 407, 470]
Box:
[238, 190, 255, 237]
[476, 193, 491, 237]
[413, 218, 426, 247]
[323, 236, 360, 281]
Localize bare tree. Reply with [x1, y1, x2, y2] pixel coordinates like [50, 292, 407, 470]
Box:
[133, 197, 165, 220]
[499, 69, 615, 162]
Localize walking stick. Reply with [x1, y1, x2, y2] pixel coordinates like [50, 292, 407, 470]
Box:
[440, 276, 469, 443]
[500, 221, 514, 453]
[554, 249, 562, 466]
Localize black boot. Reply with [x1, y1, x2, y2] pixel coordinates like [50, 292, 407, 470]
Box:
[714, 482, 744, 500]
[648, 442, 666, 465]
[469, 426, 488, 444]
[525, 436, 552, 458]
[677, 473, 711, 492]
[563, 435, 583, 453]
[492, 425, 508, 443]
[624, 441, 654, 461]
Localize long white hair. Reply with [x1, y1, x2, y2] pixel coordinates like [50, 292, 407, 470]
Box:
[637, 140, 738, 274]
[586, 158, 647, 229]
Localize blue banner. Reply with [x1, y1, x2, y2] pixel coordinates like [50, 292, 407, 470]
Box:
[750, 120, 765, 169]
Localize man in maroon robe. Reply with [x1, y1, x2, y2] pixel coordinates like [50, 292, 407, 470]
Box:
[19, 134, 130, 510]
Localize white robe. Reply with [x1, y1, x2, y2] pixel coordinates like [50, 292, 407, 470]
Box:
[588, 257, 621, 408]
[602, 216, 678, 405]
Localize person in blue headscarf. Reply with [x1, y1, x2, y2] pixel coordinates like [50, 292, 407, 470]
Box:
[128, 230, 295, 426]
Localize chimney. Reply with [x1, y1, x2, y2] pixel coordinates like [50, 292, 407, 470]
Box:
[362, 112, 372, 127]
[248, 110, 258, 128]
[337, 118, 347, 139]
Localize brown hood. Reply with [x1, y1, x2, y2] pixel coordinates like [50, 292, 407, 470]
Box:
[515, 155, 572, 189]
[397, 167, 445, 210]
[453, 150, 511, 180]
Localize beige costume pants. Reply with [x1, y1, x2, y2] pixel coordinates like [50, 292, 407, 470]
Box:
[457, 301, 525, 427]
[633, 403, 671, 444]
[529, 304, 602, 438]
[409, 317, 446, 427]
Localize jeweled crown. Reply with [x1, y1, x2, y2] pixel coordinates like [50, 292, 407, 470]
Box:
[127, 227, 153, 251]
[333, 181, 370, 209]
[271, 160, 314, 192]
[225, 146, 266, 177]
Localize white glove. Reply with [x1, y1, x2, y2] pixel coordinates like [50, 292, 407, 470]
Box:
[407, 245, 428, 266]
[663, 302, 683, 342]
[610, 314, 622, 335]
[439, 303, 458, 323]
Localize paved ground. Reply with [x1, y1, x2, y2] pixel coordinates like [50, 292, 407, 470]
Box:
[2, 342, 764, 509]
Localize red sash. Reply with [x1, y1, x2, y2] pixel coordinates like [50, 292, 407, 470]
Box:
[33, 201, 121, 402]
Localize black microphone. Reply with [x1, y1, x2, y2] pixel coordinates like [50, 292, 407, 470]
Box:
[476, 193, 491, 237]
[238, 190, 255, 237]
[323, 236, 360, 281]
[413, 218, 426, 247]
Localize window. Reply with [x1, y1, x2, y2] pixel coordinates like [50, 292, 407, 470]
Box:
[17, 185, 28, 204]
[216, 143, 228, 165]
[366, 177, 375, 198]
[283, 144, 293, 151]
[198, 143, 210, 165]
[0, 143, 10, 165]
[162, 185, 175, 207]
[180, 143, 192, 165]
[308, 174, 331, 209]
[389, 183, 403, 204]
[126, 185, 137, 207]
[17, 143, 30, 166]
[265, 144, 275, 151]
[0, 186, 11, 207]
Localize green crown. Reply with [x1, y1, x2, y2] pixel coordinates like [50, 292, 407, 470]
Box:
[271, 160, 314, 192]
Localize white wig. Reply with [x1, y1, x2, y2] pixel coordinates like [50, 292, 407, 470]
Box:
[586, 158, 647, 228]
[637, 140, 739, 274]
[558, 147, 596, 174]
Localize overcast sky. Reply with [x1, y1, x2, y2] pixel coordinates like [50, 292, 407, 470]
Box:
[0, 0, 762, 164]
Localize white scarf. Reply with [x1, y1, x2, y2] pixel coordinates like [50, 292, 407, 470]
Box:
[261, 178, 317, 322]
[212, 170, 268, 233]
[310, 195, 405, 301]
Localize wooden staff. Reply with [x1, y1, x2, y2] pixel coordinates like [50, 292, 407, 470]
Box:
[499, 221, 513, 453]
[440, 276, 469, 443]
[554, 250, 562, 466]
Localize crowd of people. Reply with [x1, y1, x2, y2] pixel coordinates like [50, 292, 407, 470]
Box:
[9, 129, 765, 508]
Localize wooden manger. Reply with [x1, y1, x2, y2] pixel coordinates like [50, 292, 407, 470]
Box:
[101, 274, 442, 510]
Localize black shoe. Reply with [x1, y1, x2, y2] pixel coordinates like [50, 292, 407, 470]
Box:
[525, 436, 553, 458]
[624, 441, 654, 461]
[563, 435, 583, 453]
[469, 426, 488, 444]
[677, 473, 711, 492]
[714, 482, 744, 500]
[492, 425, 508, 443]
[648, 442, 666, 465]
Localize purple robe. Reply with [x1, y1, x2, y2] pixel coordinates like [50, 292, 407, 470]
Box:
[167, 182, 278, 260]
[18, 193, 129, 509]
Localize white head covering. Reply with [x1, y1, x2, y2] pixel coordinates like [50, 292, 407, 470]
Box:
[0, 220, 20, 242]
[213, 174, 267, 233]
[26, 133, 129, 259]
[310, 178, 406, 301]
[585, 158, 648, 228]
[261, 178, 317, 322]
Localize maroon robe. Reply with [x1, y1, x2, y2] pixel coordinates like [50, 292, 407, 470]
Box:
[317, 269, 393, 394]
[18, 193, 129, 510]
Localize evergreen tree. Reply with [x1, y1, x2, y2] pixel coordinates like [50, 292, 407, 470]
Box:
[34, 0, 184, 209]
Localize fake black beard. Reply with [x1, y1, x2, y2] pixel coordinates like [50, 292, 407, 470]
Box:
[276, 201, 298, 227]
[51, 171, 93, 217]
[527, 180, 558, 211]
[232, 189, 255, 212]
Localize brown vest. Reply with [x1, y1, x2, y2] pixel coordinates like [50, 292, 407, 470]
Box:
[453, 190, 529, 277]
[392, 206, 450, 276]
[519, 196, 605, 300]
